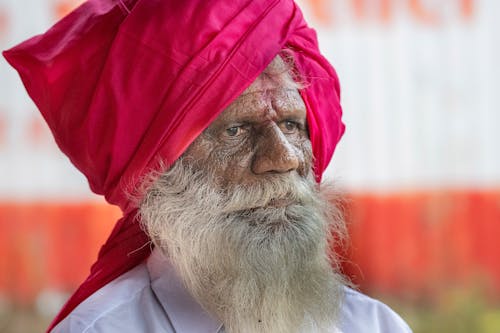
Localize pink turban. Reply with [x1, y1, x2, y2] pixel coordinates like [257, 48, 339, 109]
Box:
[3, 0, 344, 330]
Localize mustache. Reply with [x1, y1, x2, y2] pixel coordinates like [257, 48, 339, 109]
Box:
[140, 158, 320, 223]
[219, 173, 318, 214]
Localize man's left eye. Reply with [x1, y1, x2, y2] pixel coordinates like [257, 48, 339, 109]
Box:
[280, 120, 299, 133]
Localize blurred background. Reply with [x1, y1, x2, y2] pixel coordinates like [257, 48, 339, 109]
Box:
[0, 0, 499, 332]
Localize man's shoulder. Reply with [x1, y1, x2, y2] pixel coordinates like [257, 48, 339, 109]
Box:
[51, 263, 171, 333]
[339, 287, 413, 333]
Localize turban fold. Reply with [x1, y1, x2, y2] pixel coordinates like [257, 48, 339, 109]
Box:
[3, 0, 344, 330]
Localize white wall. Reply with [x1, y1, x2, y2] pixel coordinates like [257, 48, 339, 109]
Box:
[302, 0, 500, 191]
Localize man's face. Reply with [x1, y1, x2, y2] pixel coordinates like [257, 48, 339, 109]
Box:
[183, 70, 313, 189]
[140, 57, 345, 333]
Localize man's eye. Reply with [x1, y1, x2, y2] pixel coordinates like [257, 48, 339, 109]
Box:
[225, 126, 243, 137]
[280, 120, 299, 133]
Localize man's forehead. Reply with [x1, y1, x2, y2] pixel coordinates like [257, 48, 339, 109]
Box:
[216, 84, 306, 124]
[243, 55, 300, 94]
[233, 84, 304, 109]
[242, 75, 289, 95]
[209, 55, 307, 124]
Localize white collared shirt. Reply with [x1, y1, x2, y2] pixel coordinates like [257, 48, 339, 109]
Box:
[53, 249, 412, 332]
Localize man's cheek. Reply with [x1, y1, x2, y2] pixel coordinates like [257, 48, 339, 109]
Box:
[182, 135, 217, 164]
[208, 139, 252, 163]
[297, 140, 313, 176]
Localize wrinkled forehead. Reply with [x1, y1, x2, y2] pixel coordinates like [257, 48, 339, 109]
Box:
[226, 55, 306, 115]
[244, 55, 303, 95]
[199, 54, 307, 132]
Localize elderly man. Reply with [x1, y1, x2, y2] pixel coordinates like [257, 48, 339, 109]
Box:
[4, 0, 411, 332]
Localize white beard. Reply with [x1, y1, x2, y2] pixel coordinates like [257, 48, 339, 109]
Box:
[140, 159, 347, 333]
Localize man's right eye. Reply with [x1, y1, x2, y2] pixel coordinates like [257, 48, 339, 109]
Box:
[225, 126, 242, 137]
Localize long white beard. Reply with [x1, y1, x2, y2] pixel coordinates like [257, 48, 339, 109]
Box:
[140, 159, 347, 333]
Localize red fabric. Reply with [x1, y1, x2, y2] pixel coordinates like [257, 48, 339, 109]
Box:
[3, 0, 344, 330]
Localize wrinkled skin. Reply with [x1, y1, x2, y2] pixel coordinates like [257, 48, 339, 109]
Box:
[184, 74, 313, 189]
[141, 61, 347, 333]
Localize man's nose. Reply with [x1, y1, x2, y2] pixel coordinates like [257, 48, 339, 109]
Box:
[251, 125, 300, 174]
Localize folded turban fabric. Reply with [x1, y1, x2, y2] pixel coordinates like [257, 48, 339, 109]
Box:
[3, 0, 345, 330]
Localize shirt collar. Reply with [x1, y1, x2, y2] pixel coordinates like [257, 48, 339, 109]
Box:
[147, 248, 224, 333]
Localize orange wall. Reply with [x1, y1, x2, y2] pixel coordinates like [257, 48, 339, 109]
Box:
[0, 203, 118, 304]
[1, 190, 499, 305]
[342, 190, 500, 301]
